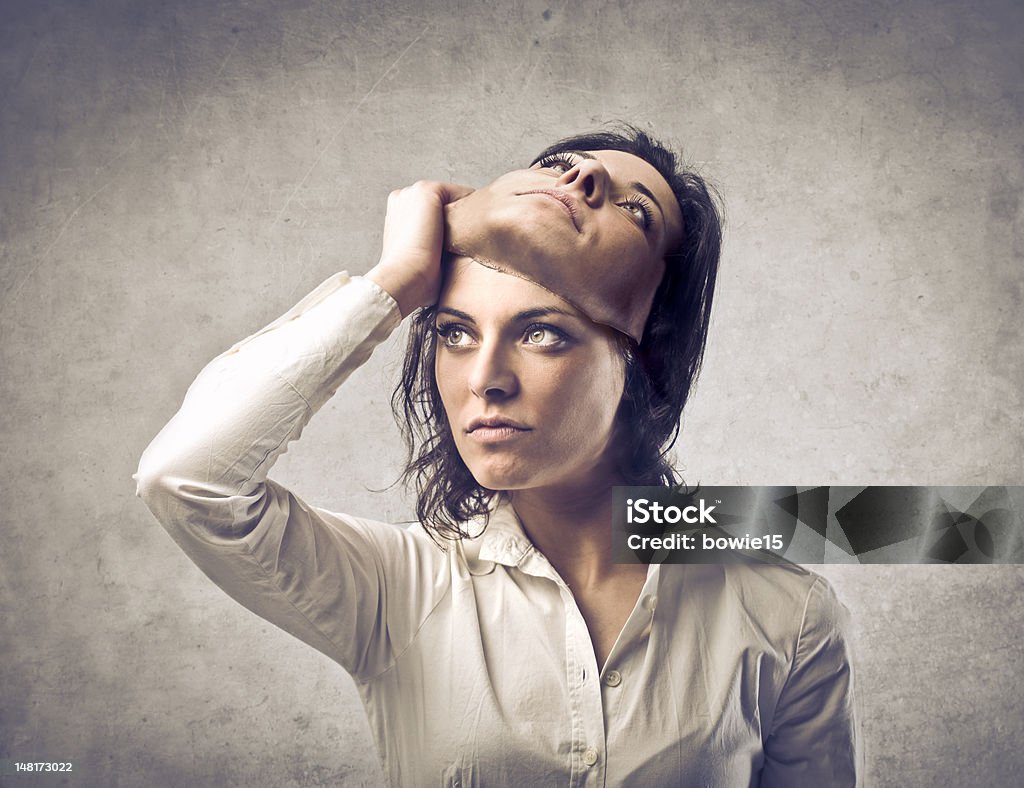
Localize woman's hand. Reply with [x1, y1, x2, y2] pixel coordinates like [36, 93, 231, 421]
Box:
[367, 180, 474, 317]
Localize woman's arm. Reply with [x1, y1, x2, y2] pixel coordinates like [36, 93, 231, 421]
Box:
[760, 576, 862, 786]
[135, 181, 472, 679]
[134, 273, 415, 676]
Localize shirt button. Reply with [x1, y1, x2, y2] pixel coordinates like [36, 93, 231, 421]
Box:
[642, 594, 658, 611]
[604, 670, 622, 687]
[582, 747, 599, 767]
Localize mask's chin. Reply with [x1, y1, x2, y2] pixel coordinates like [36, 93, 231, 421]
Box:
[444, 190, 545, 265]
[443, 191, 494, 261]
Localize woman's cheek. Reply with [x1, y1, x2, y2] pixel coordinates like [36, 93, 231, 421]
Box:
[435, 354, 466, 406]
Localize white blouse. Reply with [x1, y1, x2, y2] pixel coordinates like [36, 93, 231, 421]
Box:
[135, 273, 860, 787]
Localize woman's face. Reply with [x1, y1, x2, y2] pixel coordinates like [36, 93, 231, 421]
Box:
[435, 259, 626, 492]
[445, 149, 684, 290]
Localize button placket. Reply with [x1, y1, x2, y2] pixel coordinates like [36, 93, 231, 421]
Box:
[558, 584, 607, 786]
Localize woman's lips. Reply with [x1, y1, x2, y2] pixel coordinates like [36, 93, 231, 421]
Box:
[467, 417, 532, 443]
[519, 190, 581, 232]
[468, 425, 530, 443]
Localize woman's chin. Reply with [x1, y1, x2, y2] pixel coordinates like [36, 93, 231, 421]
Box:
[466, 462, 535, 493]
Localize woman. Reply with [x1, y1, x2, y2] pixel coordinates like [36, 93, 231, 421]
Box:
[136, 127, 859, 786]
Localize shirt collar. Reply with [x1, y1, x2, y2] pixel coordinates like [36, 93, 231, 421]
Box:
[455, 497, 546, 577]
[460, 497, 661, 588]
[476, 498, 534, 567]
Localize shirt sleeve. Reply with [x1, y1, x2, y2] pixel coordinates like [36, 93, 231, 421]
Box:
[760, 575, 862, 787]
[134, 273, 450, 680]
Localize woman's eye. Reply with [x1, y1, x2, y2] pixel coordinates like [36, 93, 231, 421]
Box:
[523, 326, 565, 346]
[436, 324, 473, 347]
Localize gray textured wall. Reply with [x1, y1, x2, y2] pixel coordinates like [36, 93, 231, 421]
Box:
[1, 0, 1022, 785]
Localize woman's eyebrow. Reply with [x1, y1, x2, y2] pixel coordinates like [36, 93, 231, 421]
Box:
[438, 306, 576, 322]
[436, 306, 476, 323]
[513, 307, 577, 322]
[436, 304, 573, 321]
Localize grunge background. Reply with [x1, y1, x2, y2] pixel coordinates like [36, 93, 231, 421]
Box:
[2, 0, 1021, 784]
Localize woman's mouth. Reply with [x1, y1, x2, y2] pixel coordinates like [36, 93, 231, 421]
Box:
[470, 426, 527, 442]
[519, 190, 581, 232]
[467, 417, 532, 443]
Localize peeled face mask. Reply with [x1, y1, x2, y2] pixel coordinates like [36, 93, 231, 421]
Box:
[443, 170, 668, 344]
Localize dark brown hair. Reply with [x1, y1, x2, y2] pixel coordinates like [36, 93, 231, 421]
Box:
[393, 125, 722, 544]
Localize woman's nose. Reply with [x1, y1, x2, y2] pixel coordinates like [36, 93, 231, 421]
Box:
[556, 158, 608, 207]
[468, 344, 519, 401]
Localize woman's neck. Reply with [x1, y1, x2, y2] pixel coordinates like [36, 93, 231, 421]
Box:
[507, 464, 635, 591]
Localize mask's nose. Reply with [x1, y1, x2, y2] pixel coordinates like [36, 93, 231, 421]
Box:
[556, 157, 609, 207]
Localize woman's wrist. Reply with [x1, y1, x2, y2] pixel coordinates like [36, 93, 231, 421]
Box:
[366, 261, 432, 318]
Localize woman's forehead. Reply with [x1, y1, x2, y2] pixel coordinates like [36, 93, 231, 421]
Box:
[439, 258, 586, 321]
